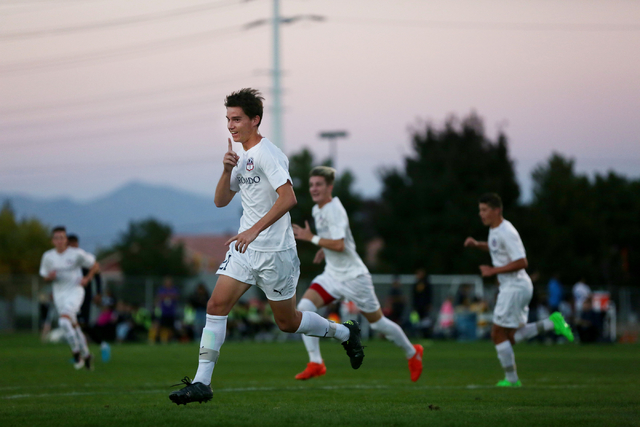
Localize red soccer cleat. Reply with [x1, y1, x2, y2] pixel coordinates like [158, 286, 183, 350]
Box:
[408, 344, 424, 382]
[295, 362, 327, 380]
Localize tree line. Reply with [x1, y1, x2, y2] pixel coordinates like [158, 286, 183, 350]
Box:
[2, 112, 638, 289]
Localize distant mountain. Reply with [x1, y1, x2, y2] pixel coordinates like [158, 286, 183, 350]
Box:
[0, 181, 241, 252]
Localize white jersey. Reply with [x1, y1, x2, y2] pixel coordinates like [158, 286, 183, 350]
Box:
[572, 281, 591, 312]
[39, 247, 96, 296]
[229, 138, 296, 252]
[487, 219, 532, 290]
[312, 197, 369, 281]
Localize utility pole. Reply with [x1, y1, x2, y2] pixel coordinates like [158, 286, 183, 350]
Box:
[272, 0, 283, 150]
[319, 130, 348, 170]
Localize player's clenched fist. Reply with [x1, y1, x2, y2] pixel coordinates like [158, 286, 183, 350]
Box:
[223, 138, 240, 172]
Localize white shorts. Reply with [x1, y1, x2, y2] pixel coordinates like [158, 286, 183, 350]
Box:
[216, 244, 300, 301]
[493, 286, 533, 328]
[53, 286, 85, 321]
[310, 272, 380, 314]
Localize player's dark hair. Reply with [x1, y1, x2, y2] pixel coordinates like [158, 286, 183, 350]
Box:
[67, 234, 79, 243]
[51, 226, 66, 236]
[479, 193, 502, 210]
[310, 166, 336, 186]
[225, 88, 264, 126]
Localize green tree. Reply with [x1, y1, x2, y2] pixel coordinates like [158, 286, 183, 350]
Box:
[375, 113, 520, 274]
[112, 218, 193, 277]
[0, 202, 51, 274]
[525, 153, 640, 287]
[288, 148, 364, 279]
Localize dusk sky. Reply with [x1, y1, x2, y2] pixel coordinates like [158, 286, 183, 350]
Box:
[2, 0, 639, 203]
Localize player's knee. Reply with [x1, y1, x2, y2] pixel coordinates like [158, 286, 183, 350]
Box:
[206, 297, 231, 316]
[274, 316, 298, 333]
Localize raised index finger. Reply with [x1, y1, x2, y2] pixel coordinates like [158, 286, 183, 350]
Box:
[228, 138, 233, 152]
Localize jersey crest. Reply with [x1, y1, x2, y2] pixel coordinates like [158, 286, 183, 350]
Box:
[246, 158, 254, 171]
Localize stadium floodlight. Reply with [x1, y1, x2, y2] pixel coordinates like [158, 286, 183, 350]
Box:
[319, 131, 348, 170]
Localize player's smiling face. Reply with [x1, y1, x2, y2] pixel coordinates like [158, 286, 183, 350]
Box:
[309, 176, 332, 206]
[478, 203, 501, 227]
[226, 107, 259, 144]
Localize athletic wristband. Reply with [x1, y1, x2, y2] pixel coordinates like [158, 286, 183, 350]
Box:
[311, 235, 321, 245]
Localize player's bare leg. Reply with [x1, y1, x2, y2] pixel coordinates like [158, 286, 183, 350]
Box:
[363, 308, 423, 382]
[492, 324, 521, 387]
[170, 276, 250, 405]
[295, 289, 328, 380]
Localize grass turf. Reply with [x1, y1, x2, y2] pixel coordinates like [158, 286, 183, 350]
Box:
[1, 334, 638, 426]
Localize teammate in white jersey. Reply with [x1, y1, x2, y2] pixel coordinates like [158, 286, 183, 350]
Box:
[39, 226, 100, 370]
[292, 166, 423, 382]
[464, 193, 574, 387]
[170, 89, 364, 405]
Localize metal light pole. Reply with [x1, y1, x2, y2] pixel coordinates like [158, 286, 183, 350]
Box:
[272, 0, 283, 150]
[319, 130, 348, 170]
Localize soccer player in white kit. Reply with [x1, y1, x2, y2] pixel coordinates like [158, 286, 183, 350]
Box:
[464, 193, 574, 387]
[169, 89, 364, 405]
[39, 226, 100, 370]
[292, 166, 423, 382]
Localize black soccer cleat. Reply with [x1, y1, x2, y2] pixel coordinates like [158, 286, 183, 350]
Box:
[341, 320, 365, 369]
[169, 377, 213, 405]
[84, 354, 94, 371]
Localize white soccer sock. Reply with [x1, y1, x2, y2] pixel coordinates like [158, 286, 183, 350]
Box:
[297, 299, 323, 364]
[296, 311, 350, 342]
[514, 319, 554, 343]
[59, 317, 79, 353]
[370, 316, 416, 359]
[495, 340, 518, 383]
[193, 314, 227, 386]
[74, 325, 90, 358]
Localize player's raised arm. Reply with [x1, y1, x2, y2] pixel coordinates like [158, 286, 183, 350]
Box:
[293, 220, 345, 252]
[226, 181, 297, 253]
[214, 138, 239, 207]
[464, 237, 488, 251]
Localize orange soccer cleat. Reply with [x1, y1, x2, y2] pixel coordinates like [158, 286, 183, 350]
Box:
[295, 362, 327, 380]
[408, 344, 424, 382]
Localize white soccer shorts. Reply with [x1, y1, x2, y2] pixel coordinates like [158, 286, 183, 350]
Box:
[311, 272, 380, 314]
[492, 285, 533, 328]
[53, 286, 85, 322]
[216, 244, 300, 301]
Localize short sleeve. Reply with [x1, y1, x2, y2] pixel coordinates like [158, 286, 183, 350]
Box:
[230, 166, 240, 192]
[77, 249, 96, 269]
[503, 228, 526, 262]
[39, 253, 51, 278]
[327, 204, 348, 240]
[258, 149, 291, 191]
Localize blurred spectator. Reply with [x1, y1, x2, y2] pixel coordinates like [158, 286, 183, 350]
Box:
[572, 278, 591, 322]
[547, 274, 563, 312]
[412, 269, 432, 321]
[149, 277, 180, 344]
[178, 303, 196, 342]
[576, 296, 600, 343]
[88, 293, 117, 344]
[189, 283, 210, 339]
[385, 276, 406, 324]
[433, 296, 455, 339]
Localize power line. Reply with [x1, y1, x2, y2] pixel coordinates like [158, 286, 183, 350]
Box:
[0, 23, 258, 74]
[329, 16, 640, 32]
[0, 73, 256, 117]
[0, 0, 255, 41]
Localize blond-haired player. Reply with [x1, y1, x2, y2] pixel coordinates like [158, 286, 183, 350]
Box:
[293, 166, 423, 382]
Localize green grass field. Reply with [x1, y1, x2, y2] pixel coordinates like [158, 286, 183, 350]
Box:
[1, 334, 638, 427]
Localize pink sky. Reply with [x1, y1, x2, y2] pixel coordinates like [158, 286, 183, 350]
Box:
[1, 0, 639, 202]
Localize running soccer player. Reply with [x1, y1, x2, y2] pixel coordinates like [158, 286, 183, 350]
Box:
[67, 234, 102, 330]
[169, 88, 364, 405]
[39, 226, 100, 370]
[464, 193, 574, 387]
[292, 166, 423, 382]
